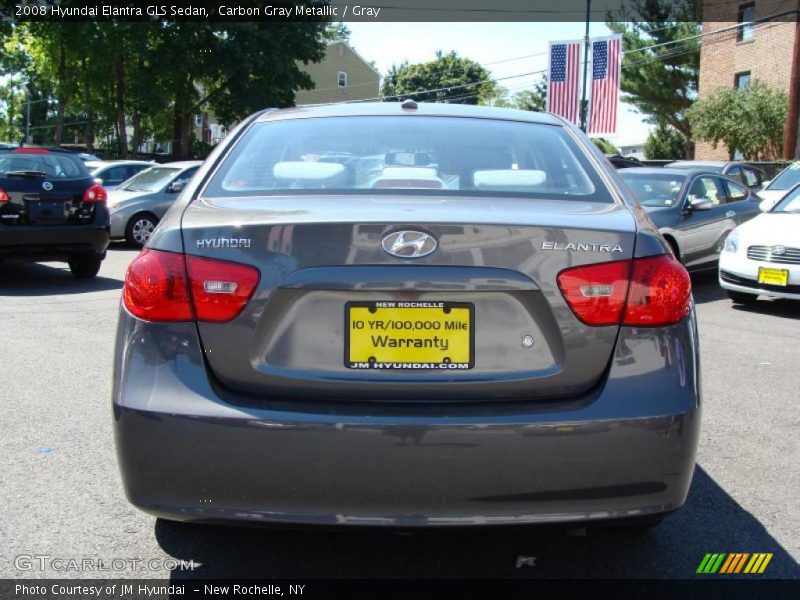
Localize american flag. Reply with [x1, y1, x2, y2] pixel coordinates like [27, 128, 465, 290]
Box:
[588, 35, 622, 135]
[547, 41, 581, 124]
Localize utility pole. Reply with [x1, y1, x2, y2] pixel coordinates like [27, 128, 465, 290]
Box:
[579, 0, 592, 132]
[23, 98, 48, 145]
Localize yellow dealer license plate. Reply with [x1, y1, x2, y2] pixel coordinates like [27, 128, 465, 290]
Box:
[345, 301, 474, 370]
[757, 267, 789, 286]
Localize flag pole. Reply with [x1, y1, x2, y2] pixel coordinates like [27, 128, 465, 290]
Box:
[579, 0, 591, 132]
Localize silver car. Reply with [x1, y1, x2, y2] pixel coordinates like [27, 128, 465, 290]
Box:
[107, 161, 201, 247]
[114, 103, 700, 530]
[87, 160, 154, 191]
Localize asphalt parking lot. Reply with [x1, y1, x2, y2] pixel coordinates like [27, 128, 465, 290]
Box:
[1, 246, 798, 580]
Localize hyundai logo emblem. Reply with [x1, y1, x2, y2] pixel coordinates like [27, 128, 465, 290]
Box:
[42, 181, 53, 191]
[772, 245, 786, 256]
[381, 230, 438, 259]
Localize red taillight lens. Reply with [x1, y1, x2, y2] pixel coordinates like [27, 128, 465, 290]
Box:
[186, 255, 260, 323]
[557, 260, 631, 326]
[122, 249, 260, 323]
[122, 249, 193, 322]
[83, 184, 107, 203]
[0, 188, 9, 203]
[623, 255, 692, 326]
[14, 147, 49, 154]
[558, 255, 691, 327]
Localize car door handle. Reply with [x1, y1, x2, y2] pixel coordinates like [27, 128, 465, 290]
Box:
[725, 210, 736, 218]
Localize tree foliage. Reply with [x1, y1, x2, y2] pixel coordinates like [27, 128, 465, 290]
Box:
[592, 138, 620, 154]
[607, 0, 700, 149]
[645, 124, 687, 159]
[0, 8, 327, 157]
[686, 80, 788, 160]
[381, 51, 497, 105]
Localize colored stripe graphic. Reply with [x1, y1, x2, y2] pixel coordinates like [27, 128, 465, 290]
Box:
[744, 553, 773, 574]
[698, 552, 773, 574]
[697, 553, 726, 574]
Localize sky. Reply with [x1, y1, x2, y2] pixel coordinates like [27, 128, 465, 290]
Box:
[346, 21, 652, 147]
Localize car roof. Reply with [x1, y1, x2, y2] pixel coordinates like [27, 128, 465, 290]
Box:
[670, 160, 729, 167]
[151, 160, 202, 169]
[620, 167, 694, 177]
[90, 160, 154, 167]
[254, 102, 563, 125]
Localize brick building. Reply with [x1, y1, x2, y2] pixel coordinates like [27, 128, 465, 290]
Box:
[696, 0, 800, 159]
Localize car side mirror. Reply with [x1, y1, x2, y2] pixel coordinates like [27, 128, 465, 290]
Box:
[688, 198, 714, 211]
[167, 181, 185, 194]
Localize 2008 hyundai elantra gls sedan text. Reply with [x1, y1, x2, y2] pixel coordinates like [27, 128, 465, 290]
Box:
[113, 102, 700, 530]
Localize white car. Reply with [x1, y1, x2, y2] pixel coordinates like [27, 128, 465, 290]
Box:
[757, 161, 800, 211]
[719, 183, 800, 302]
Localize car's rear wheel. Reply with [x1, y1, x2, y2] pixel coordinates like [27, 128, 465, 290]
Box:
[68, 254, 103, 279]
[727, 290, 758, 304]
[126, 213, 159, 248]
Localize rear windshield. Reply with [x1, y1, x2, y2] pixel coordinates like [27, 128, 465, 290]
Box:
[767, 162, 800, 191]
[620, 172, 686, 207]
[203, 116, 612, 202]
[0, 152, 87, 179]
[118, 167, 179, 192]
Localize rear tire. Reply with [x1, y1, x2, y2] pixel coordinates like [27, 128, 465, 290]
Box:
[68, 254, 103, 279]
[727, 290, 757, 304]
[125, 212, 159, 248]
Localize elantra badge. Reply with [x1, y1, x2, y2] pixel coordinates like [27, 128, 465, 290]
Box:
[772, 245, 786, 256]
[382, 230, 437, 258]
[42, 181, 53, 191]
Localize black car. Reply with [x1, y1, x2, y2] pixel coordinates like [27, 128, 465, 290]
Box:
[0, 147, 110, 278]
[619, 167, 761, 271]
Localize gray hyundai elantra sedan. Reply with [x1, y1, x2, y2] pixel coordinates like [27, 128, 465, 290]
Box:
[113, 102, 700, 529]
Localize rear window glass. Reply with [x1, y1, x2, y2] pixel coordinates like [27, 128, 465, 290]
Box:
[768, 162, 800, 191]
[0, 152, 87, 179]
[203, 116, 612, 202]
[620, 172, 685, 207]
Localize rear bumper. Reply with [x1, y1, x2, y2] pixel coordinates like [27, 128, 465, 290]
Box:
[0, 223, 109, 260]
[113, 311, 701, 527]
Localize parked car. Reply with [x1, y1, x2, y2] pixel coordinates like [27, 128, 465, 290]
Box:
[606, 154, 643, 169]
[0, 146, 109, 278]
[619, 167, 761, 271]
[0, 141, 17, 150]
[86, 160, 154, 191]
[77, 152, 101, 163]
[719, 182, 800, 303]
[666, 160, 766, 192]
[107, 161, 201, 247]
[114, 103, 699, 531]
[756, 160, 800, 211]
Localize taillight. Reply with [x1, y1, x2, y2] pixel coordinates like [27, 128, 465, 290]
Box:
[122, 249, 259, 323]
[83, 184, 107, 203]
[0, 189, 8, 203]
[558, 255, 691, 327]
[557, 260, 631, 326]
[186, 255, 260, 322]
[14, 147, 49, 154]
[623, 255, 692, 326]
[122, 249, 193, 322]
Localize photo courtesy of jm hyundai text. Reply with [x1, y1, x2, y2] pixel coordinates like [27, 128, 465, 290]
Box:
[113, 102, 700, 530]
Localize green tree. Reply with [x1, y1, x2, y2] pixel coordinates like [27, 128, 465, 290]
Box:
[592, 138, 620, 154]
[686, 80, 788, 160]
[645, 124, 687, 159]
[322, 22, 351, 42]
[607, 0, 700, 155]
[381, 51, 497, 105]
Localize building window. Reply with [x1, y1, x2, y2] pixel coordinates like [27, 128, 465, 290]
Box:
[194, 114, 204, 127]
[337, 71, 348, 88]
[737, 3, 755, 42]
[734, 71, 751, 90]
